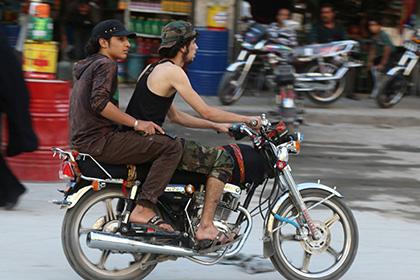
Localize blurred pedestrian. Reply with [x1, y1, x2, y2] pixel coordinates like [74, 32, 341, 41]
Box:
[60, 0, 101, 60]
[367, 16, 396, 99]
[308, 3, 360, 100]
[266, 7, 298, 47]
[0, 29, 38, 210]
[307, 3, 347, 44]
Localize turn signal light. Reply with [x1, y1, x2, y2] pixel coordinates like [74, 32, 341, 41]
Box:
[92, 180, 100, 191]
[295, 141, 300, 153]
[185, 184, 195, 194]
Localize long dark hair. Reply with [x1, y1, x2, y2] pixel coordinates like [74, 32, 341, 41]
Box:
[158, 33, 199, 58]
[84, 36, 111, 56]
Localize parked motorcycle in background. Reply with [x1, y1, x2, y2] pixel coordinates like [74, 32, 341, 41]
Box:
[217, 21, 273, 105]
[293, 40, 363, 105]
[217, 20, 363, 107]
[375, 26, 420, 108]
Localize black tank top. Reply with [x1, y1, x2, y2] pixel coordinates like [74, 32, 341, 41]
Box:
[125, 60, 176, 127]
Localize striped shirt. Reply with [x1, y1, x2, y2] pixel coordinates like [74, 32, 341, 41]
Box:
[266, 23, 298, 47]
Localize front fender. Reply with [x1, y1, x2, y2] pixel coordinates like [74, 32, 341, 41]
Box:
[263, 183, 343, 258]
[60, 185, 93, 209]
[387, 66, 405, 76]
[226, 61, 246, 72]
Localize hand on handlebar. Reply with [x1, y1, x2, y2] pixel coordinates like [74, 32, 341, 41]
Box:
[247, 116, 262, 130]
[214, 123, 234, 137]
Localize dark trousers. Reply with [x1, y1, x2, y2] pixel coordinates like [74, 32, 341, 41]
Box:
[0, 154, 25, 206]
[84, 131, 182, 208]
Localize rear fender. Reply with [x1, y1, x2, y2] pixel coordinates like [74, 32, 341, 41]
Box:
[262, 182, 343, 258]
[60, 185, 93, 209]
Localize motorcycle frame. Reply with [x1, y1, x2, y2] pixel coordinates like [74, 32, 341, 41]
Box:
[227, 40, 362, 94]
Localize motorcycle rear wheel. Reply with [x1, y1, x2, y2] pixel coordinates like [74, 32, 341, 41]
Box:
[303, 61, 347, 105]
[218, 65, 248, 105]
[270, 189, 358, 280]
[376, 72, 407, 108]
[62, 186, 158, 280]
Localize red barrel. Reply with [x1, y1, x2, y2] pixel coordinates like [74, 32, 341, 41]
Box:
[2, 79, 70, 181]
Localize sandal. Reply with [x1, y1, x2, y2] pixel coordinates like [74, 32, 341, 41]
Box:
[131, 215, 175, 233]
[196, 231, 239, 252]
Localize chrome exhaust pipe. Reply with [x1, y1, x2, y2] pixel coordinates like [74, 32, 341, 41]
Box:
[87, 206, 253, 259]
[87, 232, 197, 257]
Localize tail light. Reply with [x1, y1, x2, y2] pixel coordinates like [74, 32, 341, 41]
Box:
[59, 161, 75, 180]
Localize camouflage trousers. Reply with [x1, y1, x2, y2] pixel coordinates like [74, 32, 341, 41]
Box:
[177, 138, 234, 184]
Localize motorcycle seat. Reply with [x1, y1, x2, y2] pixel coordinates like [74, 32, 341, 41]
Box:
[76, 156, 208, 185]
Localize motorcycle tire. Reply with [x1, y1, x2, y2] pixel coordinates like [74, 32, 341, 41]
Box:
[303, 61, 347, 105]
[62, 186, 158, 280]
[376, 72, 407, 108]
[218, 64, 248, 105]
[270, 189, 358, 280]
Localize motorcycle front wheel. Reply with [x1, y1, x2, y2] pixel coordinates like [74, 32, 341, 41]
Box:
[218, 64, 248, 105]
[270, 189, 358, 280]
[62, 186, 157, 280]
[303, 62, 347, 105]
[376, 72, 407, 108]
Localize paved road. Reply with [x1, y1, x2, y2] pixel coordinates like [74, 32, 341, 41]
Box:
[1, 90, 419, 279]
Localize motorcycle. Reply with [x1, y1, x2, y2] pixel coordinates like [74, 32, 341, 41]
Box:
[375, 26, 420, 108]
[293, 40, 363, 105]
[218, 21, 362, 106]
[51, 115, 358, 280]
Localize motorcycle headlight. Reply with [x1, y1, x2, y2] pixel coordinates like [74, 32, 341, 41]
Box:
[277, 147, 289, 162]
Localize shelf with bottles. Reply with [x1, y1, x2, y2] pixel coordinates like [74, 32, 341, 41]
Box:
[129, 0, 192, 16]
[129, 16, 182, 38]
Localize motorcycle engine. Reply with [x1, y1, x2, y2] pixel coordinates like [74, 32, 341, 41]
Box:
[191, 183, 242, 232]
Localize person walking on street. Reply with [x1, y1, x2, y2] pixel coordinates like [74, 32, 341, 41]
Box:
[69, 19, 182, 232]
[125, 21, 261, 245]
[0, 29, 38, 210]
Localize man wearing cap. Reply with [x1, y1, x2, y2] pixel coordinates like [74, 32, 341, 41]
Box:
[69, 19, 182, 232]
[125, 21, 261, 245]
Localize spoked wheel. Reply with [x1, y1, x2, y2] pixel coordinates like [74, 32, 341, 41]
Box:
[218, 64, 248, 105]
[270, 190, 358, 280]
[303, 62, 347, 105]
[376, 72, 407, 108]
[62, 186, 158, 280]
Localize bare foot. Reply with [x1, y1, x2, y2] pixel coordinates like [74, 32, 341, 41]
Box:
[129, 205, 174, 231]
[195, 224, 234, 242]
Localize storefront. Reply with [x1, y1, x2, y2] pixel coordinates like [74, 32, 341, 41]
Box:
[1, 0, 420, 92]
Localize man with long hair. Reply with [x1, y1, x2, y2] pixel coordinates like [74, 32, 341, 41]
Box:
[125, 21, 261, 246]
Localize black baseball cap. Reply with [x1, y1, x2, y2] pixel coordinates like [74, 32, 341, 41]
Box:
[92, 19, 136, 41]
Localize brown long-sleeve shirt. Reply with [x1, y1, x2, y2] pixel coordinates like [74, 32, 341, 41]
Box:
[69, 53, 120, 151]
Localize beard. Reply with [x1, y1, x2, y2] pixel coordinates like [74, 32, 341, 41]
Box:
[182, 52, 194, 64]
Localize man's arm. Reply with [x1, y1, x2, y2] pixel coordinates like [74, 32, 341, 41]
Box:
[170, 67, 261, 127]
[166, 103, 232, 133]
[378, 45, 391, 72]
[100, 102, 164, 134]
[367, 44, 376, 71]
